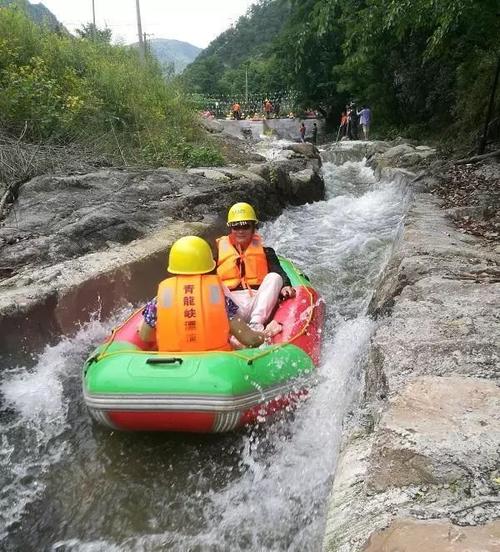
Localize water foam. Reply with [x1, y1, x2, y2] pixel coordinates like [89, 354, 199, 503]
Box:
[0, 310, 129, 540]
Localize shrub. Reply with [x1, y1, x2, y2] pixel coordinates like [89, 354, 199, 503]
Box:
[0, 6, 222, 167]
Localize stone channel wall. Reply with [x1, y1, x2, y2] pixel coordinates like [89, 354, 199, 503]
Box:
[322, 145, 500, 551]
[0, 144, 324, 359]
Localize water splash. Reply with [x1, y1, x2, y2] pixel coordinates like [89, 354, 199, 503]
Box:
[0, 309, 130, 540]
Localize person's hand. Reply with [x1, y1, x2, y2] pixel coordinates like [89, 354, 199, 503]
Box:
[280, 286, 296, 299]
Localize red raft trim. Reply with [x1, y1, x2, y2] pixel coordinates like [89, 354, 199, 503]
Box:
[107, 411, 216, 432]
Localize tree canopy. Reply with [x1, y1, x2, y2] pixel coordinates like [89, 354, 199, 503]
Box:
[184, 0, 500, 140]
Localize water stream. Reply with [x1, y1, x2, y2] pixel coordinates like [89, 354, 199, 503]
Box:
[0, 147, 408, 551]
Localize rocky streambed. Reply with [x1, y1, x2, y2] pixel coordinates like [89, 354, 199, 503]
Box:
[1, 130, 498, 551]
[322, 142, 500, 551]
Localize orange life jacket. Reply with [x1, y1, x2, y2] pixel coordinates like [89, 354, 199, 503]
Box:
[216, 234, 268, 290]
[156, 274, 230, 352]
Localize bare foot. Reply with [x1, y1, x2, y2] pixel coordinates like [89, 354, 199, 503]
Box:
[265, 320, 283, 338]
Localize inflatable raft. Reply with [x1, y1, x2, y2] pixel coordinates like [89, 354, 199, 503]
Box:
[83, 258, 324, 433]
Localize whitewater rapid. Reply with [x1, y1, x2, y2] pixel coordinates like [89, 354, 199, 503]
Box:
[0, 154, 408, 551]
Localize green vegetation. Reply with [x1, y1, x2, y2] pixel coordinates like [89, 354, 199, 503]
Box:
[0, 4, 222, 168]
[0, 0, 63, 30]
[182, 0, 290, 97]
[185, 0, 500, 144]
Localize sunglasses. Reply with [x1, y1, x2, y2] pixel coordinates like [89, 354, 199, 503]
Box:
[229, 223, 254, 230]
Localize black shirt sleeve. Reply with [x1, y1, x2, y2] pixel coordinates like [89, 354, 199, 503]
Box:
[264, 247, 291, 287]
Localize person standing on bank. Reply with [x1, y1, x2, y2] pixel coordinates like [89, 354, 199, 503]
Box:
[312, 122, 318, 144]
[299, 121, 306, 143]
[347, 103, 358, 140]
[215, 203, 295, 332]
[232, 102, 241, 120]
[358, 105, 372, 140]
[138, 236, 270, 350]
[264, 98, 273, 119]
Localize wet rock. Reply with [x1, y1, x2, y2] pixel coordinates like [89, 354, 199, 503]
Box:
[186, 168, 231, 182]
[391, 136, 418, 147]
[362, 518, 500, 552]
[246, 163, 269, 180]
[284, 143, 320, 160]
[373, 144, 436, 167]
[370, 143, 437, 170]
[213, 167, 268, 184]
[322, 141, 372, 164]
[322, 140, 402, 166]
[288, 168, 323, 200]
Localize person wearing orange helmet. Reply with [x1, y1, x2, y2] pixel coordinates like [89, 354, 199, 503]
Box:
[138, 236, 273, 350]
[215, 202, 295, 333]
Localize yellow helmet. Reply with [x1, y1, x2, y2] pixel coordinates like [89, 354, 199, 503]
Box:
[227, 202, 258, 226]
[167, 236, 216, 275]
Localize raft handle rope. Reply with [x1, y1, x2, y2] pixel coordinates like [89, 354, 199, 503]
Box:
[146, 357, 183, 366]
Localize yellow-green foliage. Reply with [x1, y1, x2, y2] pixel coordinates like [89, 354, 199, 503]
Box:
[0, 7, 223, 167]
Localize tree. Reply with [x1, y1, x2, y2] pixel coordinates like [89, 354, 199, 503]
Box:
[76, 23, 112, 43]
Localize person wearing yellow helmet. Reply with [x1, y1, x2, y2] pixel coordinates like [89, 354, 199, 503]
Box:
[138, 236, 274, 350]
[215, 202, 295, 333]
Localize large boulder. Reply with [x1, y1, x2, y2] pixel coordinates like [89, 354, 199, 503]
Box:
[0, 163, 323, 271]
[200, 117, 223, 134]
[284, 143, 321, 160]
[369, 143, 436, 170]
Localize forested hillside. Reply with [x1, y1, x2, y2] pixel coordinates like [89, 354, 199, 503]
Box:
[185, 0, 500, 144]
[182, 0, 291, 97]
[0, 0, 63, 30]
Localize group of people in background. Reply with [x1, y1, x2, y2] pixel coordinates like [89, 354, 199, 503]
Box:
[339, 103, 372, 141]
[228, 98, 282, 121]
[299, 121, 318, 144]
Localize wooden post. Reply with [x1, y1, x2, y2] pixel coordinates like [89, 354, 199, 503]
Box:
[136, 0, 145, 59]
[91, 0, 96, 40]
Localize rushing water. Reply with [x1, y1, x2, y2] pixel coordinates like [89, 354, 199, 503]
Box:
[0, 150, 408, 551]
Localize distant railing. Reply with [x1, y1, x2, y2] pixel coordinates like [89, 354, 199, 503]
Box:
[190, 91, 300, 119]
